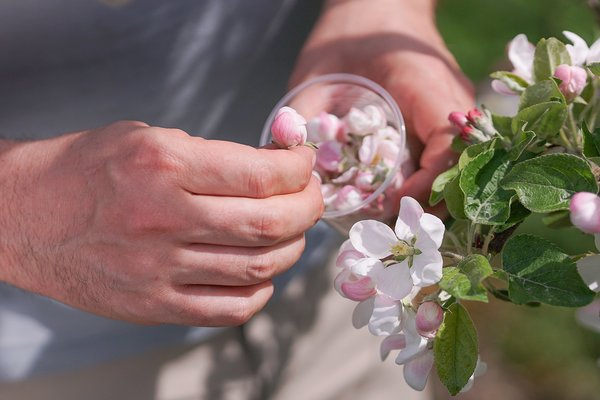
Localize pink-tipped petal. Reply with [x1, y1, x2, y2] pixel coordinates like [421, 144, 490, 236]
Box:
[333, 185, 364, 211]
[341, 275, 377, 301]
[316, 140, 343, 172]
[403, 351, 434, 391]
[336, 249, 365, 269]
[508, 34, 535, 81]
[554, 64, 587, 100]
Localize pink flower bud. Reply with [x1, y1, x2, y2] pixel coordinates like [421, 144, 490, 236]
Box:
[570, 192, 600, 234]
[306, 112, 342, 143]
[448, 112, 469, 129]
[554, 64, 587, 100]
[316, 140, 343, 172]
[415, 302, 443, 338]
[334, 185, 364, 211]
[271, 106, 307, 147]
[466, 108, 483, 124]
[346, 105, 386, 136]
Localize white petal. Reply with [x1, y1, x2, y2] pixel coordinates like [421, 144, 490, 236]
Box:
[577, 255, 600, 292]
[395, 309, 429, 364]
[508, 34, 535, 80]
[368, 295, 403, 336]
[339, 239, 356, 253]
[350, 220, 397, 259]
[418, 213, 445, 249]
[395, 197, 424, 240]
[350, 257, 383, 277]
[563, 30, 589, 66]
[403, 351, 434, 391]
[380, 334, 407, 361]
[352, 297, 375, 329]
[359, 135, 379, 165]
[411, 250, 443, 287]
[587, 37, 600, 64]
[374, 262, 414, 300]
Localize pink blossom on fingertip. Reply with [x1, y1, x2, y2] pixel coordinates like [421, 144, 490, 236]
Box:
[271, 106, 307, 147]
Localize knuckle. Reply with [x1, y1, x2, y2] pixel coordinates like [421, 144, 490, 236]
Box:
[244, 253, 275, 282]
[251, 210, 285, 243]
[247, 158, 276, 198]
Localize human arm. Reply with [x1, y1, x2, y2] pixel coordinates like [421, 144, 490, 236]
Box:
[0, 121, 322, 326]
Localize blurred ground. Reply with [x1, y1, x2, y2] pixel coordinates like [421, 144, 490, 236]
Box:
[432, 1, 600, 398]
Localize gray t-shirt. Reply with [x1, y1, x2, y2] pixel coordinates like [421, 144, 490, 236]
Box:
[0, 0, 329, 381]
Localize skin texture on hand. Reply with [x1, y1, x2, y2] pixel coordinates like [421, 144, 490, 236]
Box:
[0, 121, 323, 326]
[291, 0, 475, 213]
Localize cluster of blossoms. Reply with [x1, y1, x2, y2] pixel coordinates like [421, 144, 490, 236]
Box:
[492, 31, 599, 99]
[448, 107, 498, 144]
[333, 196, 485, 391]
[271, 105, 412, 216]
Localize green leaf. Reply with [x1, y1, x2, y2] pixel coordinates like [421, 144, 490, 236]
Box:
[582, 122, 600, 158]
[511, 101, 567, 139]
[519, 80, 565, 110]
[430, 165, 460, 206]
[444, 174, 467, 220]
[533, 38, 572, 82]
[438, 255, 493, 302]
[508, 130, 536, 161]
[502, 234, 595, 307]
[495, 201, 531, 232]
[460, 149, 514, 225]
[491, 113, 514, 138]
[501, 153, 598, 213]
[588, 62, 600, 76]
[490, 71, 529, 93]
[434, 303, 478, 396]
[458, 139, 498, 170]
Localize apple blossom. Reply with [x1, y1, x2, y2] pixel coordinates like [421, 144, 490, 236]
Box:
[355, 170, 379, 191]
[345, 105, 387, 135]
[563, 30, 600, 66]
[569, 192, 600, 234]
[554, 64, 587, 100]
[491, 34, 535, 94]
[306, 111, 342, 142]
[331, 166, 358, 184]
[349, 197, 444, 287]
[271, 106, 307, 147]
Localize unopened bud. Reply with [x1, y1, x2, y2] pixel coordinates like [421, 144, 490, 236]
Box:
[271, 106, 307, 147]
[570, 192, 600, 234]
[415, 302, 444, 338]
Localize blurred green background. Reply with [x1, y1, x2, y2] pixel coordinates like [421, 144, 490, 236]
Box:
[433, 1, 600, 399]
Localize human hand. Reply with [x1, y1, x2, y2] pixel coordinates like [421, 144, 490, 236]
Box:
[0, 121, 322, 326]
[291, 0, 475, 212]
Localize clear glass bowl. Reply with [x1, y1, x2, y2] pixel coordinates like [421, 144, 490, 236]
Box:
[260, 73, 409, 234]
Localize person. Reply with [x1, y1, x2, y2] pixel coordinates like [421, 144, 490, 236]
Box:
[0, 0, 474, 398]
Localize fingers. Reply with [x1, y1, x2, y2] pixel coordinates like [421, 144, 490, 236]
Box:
[179, 177, 323, 247]
[176, 138, 316, 198]
[165, 280, 275, 326]
[170, 234, 306, 286]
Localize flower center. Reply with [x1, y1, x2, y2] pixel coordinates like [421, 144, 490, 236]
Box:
[391, 239, 422, 266]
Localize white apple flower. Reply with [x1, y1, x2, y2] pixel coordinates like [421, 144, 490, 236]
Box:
[492, 34, 535, 95]
[349, 197, 445, 287]
[563, 31, 600, 66]
[345, 105, 387, 136]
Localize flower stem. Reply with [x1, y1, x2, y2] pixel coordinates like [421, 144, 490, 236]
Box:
[441, 251, 464, 262]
